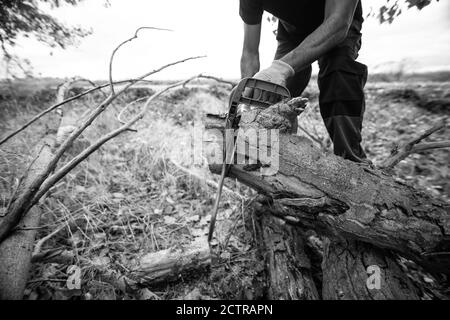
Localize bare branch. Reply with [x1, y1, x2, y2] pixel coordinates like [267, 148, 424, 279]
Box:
[109, 26, 173, 94]
[27, 75, 203, 215]
[198, 74, 237, 88]
[298, 125, 324, 148]
[379, 119, 447, 169]
[116, 96, 148, 131]
[4, 144, 45, 215]
[412, 140, 450, 153]
[0, 78, 152, 146]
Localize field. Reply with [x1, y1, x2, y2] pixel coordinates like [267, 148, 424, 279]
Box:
[0, 74, 449, 300]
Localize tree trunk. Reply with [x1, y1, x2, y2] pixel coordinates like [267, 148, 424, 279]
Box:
[203, 99, 449, 275]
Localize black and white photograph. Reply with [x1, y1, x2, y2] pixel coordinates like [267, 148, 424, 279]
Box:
[0, 0, 449, 305]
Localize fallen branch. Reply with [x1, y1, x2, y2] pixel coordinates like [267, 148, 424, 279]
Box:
[0, 57, 204, 243]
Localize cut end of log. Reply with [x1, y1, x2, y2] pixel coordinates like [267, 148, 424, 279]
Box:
[131, 238, 211, 286]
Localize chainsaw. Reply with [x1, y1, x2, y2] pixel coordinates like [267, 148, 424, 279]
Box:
[208, 78, 291, 243]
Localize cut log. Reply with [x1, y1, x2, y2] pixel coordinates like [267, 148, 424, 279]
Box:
[130, 238, 211, 286]
[203, 98, 450, 275]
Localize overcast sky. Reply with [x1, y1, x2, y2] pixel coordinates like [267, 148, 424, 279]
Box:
[3, 0, 450, 80]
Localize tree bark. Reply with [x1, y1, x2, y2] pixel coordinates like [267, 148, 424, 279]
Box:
[0, 122, 60, 299]
[321, 239, 419, 300]
[252, 202, 319, 300]
[203, 99, 450, 275]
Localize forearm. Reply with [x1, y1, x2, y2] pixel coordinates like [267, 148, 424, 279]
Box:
[241, 51, 260, 78]
[279, 17, 349, 72]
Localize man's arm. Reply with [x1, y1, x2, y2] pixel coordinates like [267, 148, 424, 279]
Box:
[240, 23, 261, 78]
[279, 0, 359, 72]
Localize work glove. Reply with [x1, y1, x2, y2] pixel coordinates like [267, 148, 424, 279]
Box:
[245, 60, 295, 103]
[254, 60, 295, 86]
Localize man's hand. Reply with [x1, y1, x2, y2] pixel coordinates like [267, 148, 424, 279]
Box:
[244, 60, 294, 103]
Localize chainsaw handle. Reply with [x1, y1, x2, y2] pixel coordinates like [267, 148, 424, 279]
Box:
[227, 78, 291, 130]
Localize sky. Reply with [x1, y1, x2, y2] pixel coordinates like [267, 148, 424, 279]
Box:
[2, 0, 450, 80]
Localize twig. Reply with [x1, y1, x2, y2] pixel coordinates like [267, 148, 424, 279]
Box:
[27, 278, 67, 284]
[109, 26, 173, 94]
[116, 74, 233, 126]
[116, 96, 149, 130]
[222, 210, 242, 249]
[379, 120, 447, 169]
[4, 144, 45, 215]
[32, 224, 68, 256]
[31, 248, 75, 264]
[198, 74, 237, 88]
[222, 196, 257, 250]
[411, 141, 450, 153]
[298, 125, 324, 148]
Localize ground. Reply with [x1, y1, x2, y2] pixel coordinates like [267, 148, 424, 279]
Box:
[0, 74, 449, 300]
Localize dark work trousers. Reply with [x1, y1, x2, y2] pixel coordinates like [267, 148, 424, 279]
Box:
[275, 20, 368, 162]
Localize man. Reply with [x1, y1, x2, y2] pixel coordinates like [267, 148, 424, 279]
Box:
[239, 0, 368, 163]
